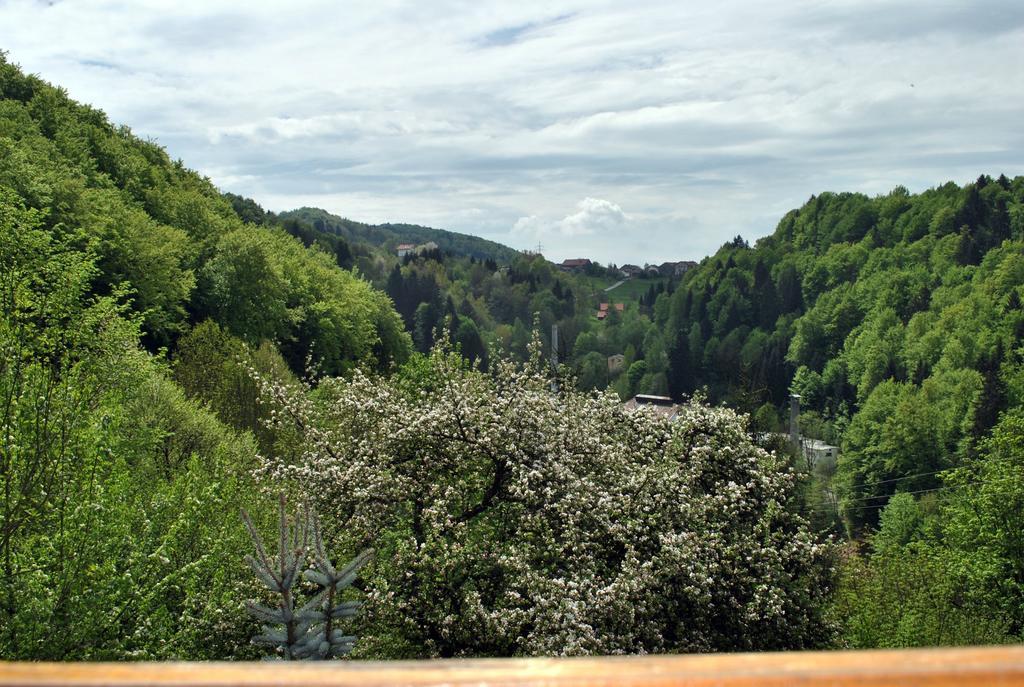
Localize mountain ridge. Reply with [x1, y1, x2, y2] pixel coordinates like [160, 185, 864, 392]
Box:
[278, 206, 522, 264]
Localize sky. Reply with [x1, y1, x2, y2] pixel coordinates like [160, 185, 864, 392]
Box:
[2, 0, 1022, 264]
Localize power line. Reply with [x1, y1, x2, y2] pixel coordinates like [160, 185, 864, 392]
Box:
[842, 481, 986, 510]
[845, 454, 1022, 495]
[850, 466, 954, 490]
[799, 478, 1003, 520]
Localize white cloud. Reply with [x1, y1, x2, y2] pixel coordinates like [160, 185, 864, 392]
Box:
[512, 197, 626, 242]
[558, 197, 627, 236]
[207, 111, 461, 144]
[511, 215, 547, 238]
[1, 0, 1022, 265]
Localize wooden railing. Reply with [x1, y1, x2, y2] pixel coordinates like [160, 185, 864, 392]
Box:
[3, 646, 1024, 686]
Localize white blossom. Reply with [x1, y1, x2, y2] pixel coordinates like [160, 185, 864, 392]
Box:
[255, 339, 835, 657]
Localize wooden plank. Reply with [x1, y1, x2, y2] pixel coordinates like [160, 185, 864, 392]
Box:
[3, 646, 1024, 687]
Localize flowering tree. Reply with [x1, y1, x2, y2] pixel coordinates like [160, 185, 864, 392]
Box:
[255, 338, 835, 657]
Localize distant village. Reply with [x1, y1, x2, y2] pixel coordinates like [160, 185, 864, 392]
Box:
[557, 258, 698, 322]
[394, 243, 698, 280]
[393, 242, 699, 328]
[557, 258, 697, 278]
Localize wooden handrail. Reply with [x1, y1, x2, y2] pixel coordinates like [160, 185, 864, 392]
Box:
[3, 646, 1024, 686]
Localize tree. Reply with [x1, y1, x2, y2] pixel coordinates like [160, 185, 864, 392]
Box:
[663, 329, 696, 401]
[253, 337, 836, 657]
[575, 351, 609, 391]
[776, 262, 803, 314]
[453, 315, 488, 369]
[832, 408, 1024, 649]
[413, 301, 440, 353]
[172, 320, 294, 450]
[200, 227, 410, 376]
[200, 229, 291, 342]
[970, 342, 1007, 443]
[942, 409, 1024, 634]
[626, 359, 649, 396]
[242, 495, 372, 660]
[83, 188, 195, 348]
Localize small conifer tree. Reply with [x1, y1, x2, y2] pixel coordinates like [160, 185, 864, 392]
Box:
[241, 494, 373, 659]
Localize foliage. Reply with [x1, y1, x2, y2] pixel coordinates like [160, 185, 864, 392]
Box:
[0, 59, 412, 659]
[653, 175, 1024, 531]
[832, 407, 1024, 647]
[242, 495, 371, 660]
[254, 337, 836, 657]
[0, 60, 368, 659]
[833, 535, 1010, 649]
[0, 53, 411, 377]
[200, 227, 409, 376]
[0, 188, 262, 658]
[6, 50, 1024, 655]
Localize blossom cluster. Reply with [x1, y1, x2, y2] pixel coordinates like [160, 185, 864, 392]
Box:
[254, 340, 835, 657]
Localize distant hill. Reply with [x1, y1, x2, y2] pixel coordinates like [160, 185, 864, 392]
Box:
[279, 207, 521, 263]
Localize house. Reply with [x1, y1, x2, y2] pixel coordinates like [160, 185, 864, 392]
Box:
[599, 303, 609, 312]
[672, 260, 698, 276]
[655, 261, 698, 277]
[607, 354, 625, 373]
[559, 258, 592, 272]
[678, 260, 697, 275]
[620, 264, 643, 277]
[396, 243, 416, 258]
[758, 433, 840, 469]
[623, 394, 679, 421]
[801, 438, 839, 469]
[596, 310, 607, 320]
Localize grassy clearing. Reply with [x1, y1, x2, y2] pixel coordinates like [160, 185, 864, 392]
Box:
[603, 277, 666, 301]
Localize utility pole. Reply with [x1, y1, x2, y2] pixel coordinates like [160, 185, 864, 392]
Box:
[789, 393, 801, 453]
[551, 324, 559, 392]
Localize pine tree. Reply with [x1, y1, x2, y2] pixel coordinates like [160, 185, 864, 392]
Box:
[971, 342, 1007, 443]
[242, 495, 373, 660]
[667, 330, 692, 400]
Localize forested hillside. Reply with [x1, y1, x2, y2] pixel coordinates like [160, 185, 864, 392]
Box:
[0, 54, 410, 658]
[655, 179, 1024, 522]
[650, 178, 1024, 646]
[0, 58, 409, 375]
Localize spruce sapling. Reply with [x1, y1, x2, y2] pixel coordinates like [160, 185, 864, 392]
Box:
[241, 494, 373, 660]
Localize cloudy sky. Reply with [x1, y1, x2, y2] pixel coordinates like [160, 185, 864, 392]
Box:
[2, 0, 1022, 264]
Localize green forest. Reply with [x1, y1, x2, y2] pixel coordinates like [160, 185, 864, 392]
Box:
[2, 54, 1024, 659]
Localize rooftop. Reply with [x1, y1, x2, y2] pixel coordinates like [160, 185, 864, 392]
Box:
[623, 394, 679, 420]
